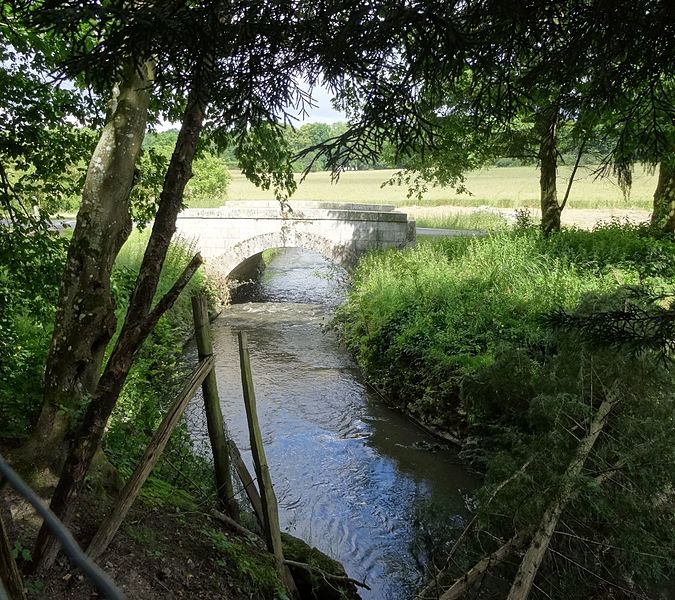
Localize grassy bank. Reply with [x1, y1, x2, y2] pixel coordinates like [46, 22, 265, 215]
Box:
[337, 222, 675, 428]
[225, 165, 658, 209]
[103, 231, 219, 493]
[336, 223, 675, 597]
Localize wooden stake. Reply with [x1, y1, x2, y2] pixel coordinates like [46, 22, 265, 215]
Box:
[0, 513, 26, 600]
[238, 331, 298, 596]
[87, 356, 214, 560]
[228, 440, 264, 527]
[192, 295, 238, 519]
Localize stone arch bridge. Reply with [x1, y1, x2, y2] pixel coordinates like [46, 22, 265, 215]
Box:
[175, 201, 416, 279]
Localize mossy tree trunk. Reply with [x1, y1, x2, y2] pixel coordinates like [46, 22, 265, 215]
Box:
[23, 61, 154, 466]
[650, 158, 675, 233]
[32, 76, 209, 572]
[537, 107, 561, 236]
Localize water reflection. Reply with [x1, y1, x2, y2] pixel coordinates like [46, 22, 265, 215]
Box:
[187, 248, 477, 599]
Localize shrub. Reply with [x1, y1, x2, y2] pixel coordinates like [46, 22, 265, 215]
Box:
[0, 223, 67, 440]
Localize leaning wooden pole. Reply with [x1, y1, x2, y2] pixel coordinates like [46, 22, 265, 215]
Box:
[228, 440, 264, 528]
[0, 513, 26, 600]
[86, 356, 215, 560]
[238, 332, 298, 597]
[192, 295, 238, 519]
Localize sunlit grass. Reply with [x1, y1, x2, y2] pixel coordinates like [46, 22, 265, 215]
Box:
[114, 229, 205, 335]
[414, 211, 509, 230]
[337, 223, 675, 425]
[225, 165, 657, 210]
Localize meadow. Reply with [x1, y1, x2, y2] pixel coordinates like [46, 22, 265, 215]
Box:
[225, 164, 658, 210]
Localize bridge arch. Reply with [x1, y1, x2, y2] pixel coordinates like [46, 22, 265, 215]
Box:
[174, 201, 415, 278]
[213, 230, 359, 279]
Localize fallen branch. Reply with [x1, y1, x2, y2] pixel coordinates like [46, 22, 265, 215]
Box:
[433, 387, 621, 600]
[417, 459, 532, 599]
[209, 509, 261, 542]
[439, 532, 529, 600]
[506, 387, 619, 600]
[86, 356, 215, 561]
[283, 559, 371, 591]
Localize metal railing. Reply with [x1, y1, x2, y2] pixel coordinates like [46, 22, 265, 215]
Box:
[0, 454, 124, 600]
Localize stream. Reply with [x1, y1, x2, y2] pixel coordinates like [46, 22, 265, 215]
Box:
[186, 248, 478, 599]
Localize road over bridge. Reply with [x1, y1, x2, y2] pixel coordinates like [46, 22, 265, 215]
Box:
[175, 200, 416, 279]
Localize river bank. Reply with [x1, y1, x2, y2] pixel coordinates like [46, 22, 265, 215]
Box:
[335, 225, 675, 598]
[2, 480, 286, 599]
[0, 232, 312, 599]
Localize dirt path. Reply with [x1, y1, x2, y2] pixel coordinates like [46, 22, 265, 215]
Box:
[402, 205, 652, 230]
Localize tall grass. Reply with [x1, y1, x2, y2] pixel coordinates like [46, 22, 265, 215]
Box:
[336, 225, 675, 427]
[414, 211, 509, 230]
[113, 230, 206, 337]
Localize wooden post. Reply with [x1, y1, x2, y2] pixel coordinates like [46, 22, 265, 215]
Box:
[228, 440, 264, 528]
[0, 513, 26, 600]
[238, 332, 298, 597]
[191, 295, 238, 520]
[87, 356, 214, 560]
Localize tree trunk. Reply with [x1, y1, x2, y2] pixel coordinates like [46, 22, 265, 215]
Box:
[537, 108, 561, 235]
[23, 61, 154, 466]
[0, 513, 26, 600]
[506, 388, 618, 600]
[31, 78, 209, 572]
[650, 158, 675, 233]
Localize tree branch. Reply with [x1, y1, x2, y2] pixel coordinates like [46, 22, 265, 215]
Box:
[141, 252, 203, 338]
[437, 532, 529, 600]
[283, 559, 371, 591]
[560, 139, 586, 211]
[417, 459, 532, 599]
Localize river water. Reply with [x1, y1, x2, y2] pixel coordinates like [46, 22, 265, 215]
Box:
[188, 248, 477, 599]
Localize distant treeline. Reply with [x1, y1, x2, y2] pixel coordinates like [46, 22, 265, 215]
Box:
[148, 122, 615, 175]
[147, 123, 401, 172]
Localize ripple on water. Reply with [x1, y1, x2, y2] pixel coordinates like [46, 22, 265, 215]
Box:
[185, 249, 477, 599]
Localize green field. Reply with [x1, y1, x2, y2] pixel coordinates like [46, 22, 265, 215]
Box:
[226, 165, 658, 210]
